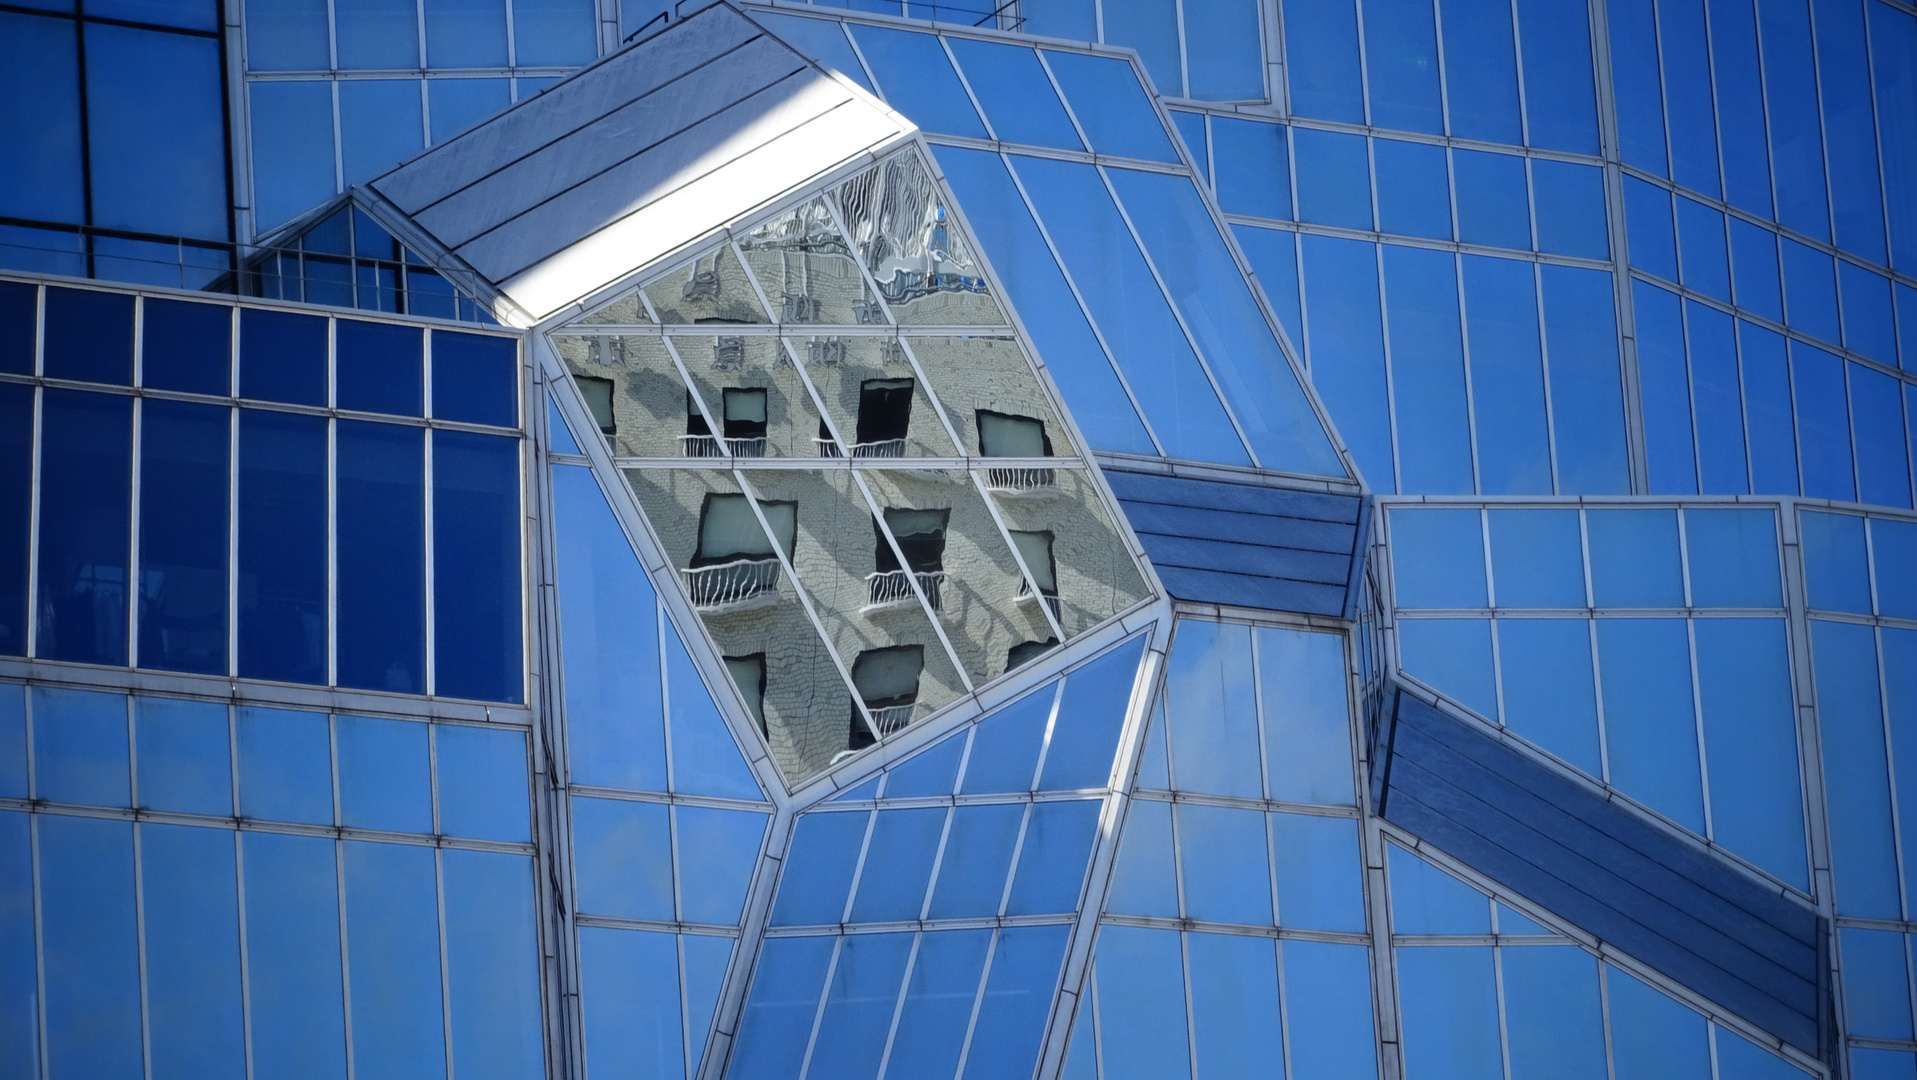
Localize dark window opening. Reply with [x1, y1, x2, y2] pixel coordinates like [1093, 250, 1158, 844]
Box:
[977, 410, 1052, 457]
[874, 508, 948, 574]
[855, 378, 914, 448]
[848, 644, 923, 749]
[693, 494, 795, 566]
[686, 390, 712, 437]
[577, 377, 615, 435]
[725, 653, 767, 736]
[723, 388, 768, 441]
[1007, 637, 1059, 671]
[1011, 529, 1059, 617]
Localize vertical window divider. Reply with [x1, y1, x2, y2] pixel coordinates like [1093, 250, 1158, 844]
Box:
[232, 825, 258, 1080]
[1490, 929, 1514, 1080]
[333, 831, 356, 1080]
[1532, 264, 1566, 494]
[1374, 240, 1404, 494]
[25, 289, 44, 660]
[998, 801, 1037, 918]
[1453, 251, 1488, 493]
[1685, 615, 1717, 844]
[1172, 0, 1191, 98]
[28, 811, 49, 1080]
[433, 842, 455, 1080]
[129, 387, 144, 670]
[1352, 0, 1375, 127]
[423, 428, 437, 698]
[869, 927, 921, 1080]
[1028, 681, 1067, 791]
[327, 319, 338, 688]
[228, 306, 241, 678]
[948, 925, 1000, 1080]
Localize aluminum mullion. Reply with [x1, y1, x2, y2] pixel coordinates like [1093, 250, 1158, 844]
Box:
[938, 35, 1000, 143]
[30, 813, 48, 1080]
[1491, 938, 1514, 1080]
[1374, 241, 1403, 494]
[1453, 251, 1489, 493]
[947, 925, 1002, 1080]
[25, 386, 41, 661]
[656, 602, 678, 798]
[433, 845, 456, 1080]
[839, 810, 880, 924]
[334, 833, 357, 1080]
[232, 827, 257, 1080]
[1530, 264, 1565, 494]
[1586, 0, 1653, 494]
[792, 935, 845, 1080]
[132, 816, 153, 1080]
[868, 930, 923, 1080]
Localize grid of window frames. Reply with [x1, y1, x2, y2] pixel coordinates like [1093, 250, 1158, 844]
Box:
[0, 0, 233, 285]
[0, 681, 544, 1080]
[240, 0, 602, 234]
[1385, 502, 1811, 890]
[0, 277, 526, 703]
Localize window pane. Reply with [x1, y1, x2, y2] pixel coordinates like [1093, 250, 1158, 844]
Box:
[1586, 508, 1683, 606]
[663, 621, 758, 799]
[249, 82, 337, 233]
[571, 795, 673, 921]
[1441, 0, 1521, 142]
[1375, 140, 1450, 241]
[339, 80, 425, 187]
[434, 431, 523, 703]
[1598, 618, 1705, 830]
[0, 14, 83, 224]
[238, 706, 333, 825]
[1542, 265, 1629, 493]
[442, 850, 543, 1080]
[772, 811, 866, 926]
[1389, 843, 1490, 932]
[927, 802, 1024, 919]
[1282, 0, 1363, 121]
[1178, 803, 1271, 925]
[37, 389, 132, 666]
[1282, 940, 1378, 1079]
[1040, 636, 1144, 790]
[1814, 620, 1901, 917]
[436, 724, 529, 842]
[1399, 946, 1502, 1080]
[237, 410, 327, 682]
[961, 686, 1052, 795]
[344, 841, 447, 1080]
[142, 823, 245, 1080]
[1685, 508, 1781, 607]
[336, 421, 425, 692]
[1463, 255, 1551, 493]
[851, 26, 987, 140]
[84, 26, 227, 240]
[1363, 0, 1442, 133]
[1165, 620, 1261, 796]
[1383, 245, 1473, 493]
[1517, 0, 1600, 152]
[1503, 947, 1605, 1080]
[1188, 932, 1282, 1079]
[513, 0, 593, 64]
[1107, 798, 1178, 916]
[243, 831, 348, 1080]
[675, 805, 767, 926]
[338, 714, 432, 832]
[1094, 926, 1192, 1080]
[884, 928, 991, 1080]
[337, 319, 423, 416]
[1532, 160, 1608, 259]
[425, 0, 507, 66]
[811, 932, 914, 1079]
[135, 697, 231, 816]
[960, 925, 1070, 1080]
[1397, 619, 1498, 719]
[1488, 509, 1584, 607]
[0, 813, 33, 1078]
[1183, 0, 1263, 100]
[579, 927, 683, 1080]
[0, 687, 23, 797]
[1606, 967, 1711, 1079]
[1272, 812, 1365, 930]
[1391, 508, 1487, 608]
[1259, 627, 1355, 805]
[1293, 129, 1371, 230]
[1454, 150, 1530, 250]
[432, 331, 518, 427]
[1211, 117, 1290, 221]
[1498, 618, 1601, 773]
[45, 287, 133, 385]
[731, 936, 836, 1078]
[1696, 618, 1806, 887]
[139, 399, 229, 675]
[39, 816, 142, 1078]
[1041, 51, 1179, 163]
[337, 0, 418, 68]
[1006, 798, 1101, 914]
[33, 686, 129, 807]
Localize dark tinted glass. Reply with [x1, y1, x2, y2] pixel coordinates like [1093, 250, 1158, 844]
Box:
[0, 281, 32, 375]
[142, 298, 231, 395]
[237, 410, 327, 683]
[0, 384, 28, 656]
[432, 330, 518, 426]
[434, 431, 522, 702]
[43, 287, 133, 384]
[240, 308, 327, 406]
[37, 389, 132, 664]
[139, 399, 229, 674]
[336, 318, 423, 416]
[337, 420, 425, 693]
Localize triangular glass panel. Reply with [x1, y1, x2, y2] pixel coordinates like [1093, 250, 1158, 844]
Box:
[835, 152, 1005, 326]
[1061, 998, 1097, 1080]
[577, 286, 651, 326]
[734, 199, 881, 328]
[1038, 633, 1146, 791]
[879, 731, 966, 799]
[642, 244, 770, 325]
[547, 393, 582, 455]
[664, 619, 765, 800]
[1386, 841, 1492, 935]
[238, 194, 493, 323]
[958, 683, 1057, 795]
[831, 775, 881, 801]
[684, 935, 736, 1077]
[1134, 691, 1170, 790]
[1495, 902, 1552, 937]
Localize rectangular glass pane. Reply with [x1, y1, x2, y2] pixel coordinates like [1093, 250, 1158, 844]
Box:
[337, 421, 425, 693]
[434, 431, 523, 702]
[238, 409, 328, 683]
[142, 822, 245, 1080]
[39, 816, 142, 1078]
[140, 398, 229, 675]
[37, 389, 131, 665]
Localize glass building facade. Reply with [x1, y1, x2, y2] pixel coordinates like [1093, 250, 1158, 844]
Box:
[0, 0, 1913, 1076]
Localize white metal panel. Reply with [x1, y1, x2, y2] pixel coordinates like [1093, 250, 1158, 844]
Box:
[499, 103, 910, 319]
[412, 37, 810, 249]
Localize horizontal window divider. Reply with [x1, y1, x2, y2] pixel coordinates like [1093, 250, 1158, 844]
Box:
[0, 799, 538, 852]
[1164, 600, 1352, 634]
[921, 134, 1191, 177]
[555, 323, 1015, 336]
[1849, 1037, 1917, 1053]
[762, 912, 1079, 937]
[1097, 914, 1372, 945]
[1833, 915, 1917, 933]
[0, 662, 532, 724]
[1805, 610, 1917, 632]
[1191, 110, 1610, 167]
[1090, 450, 1361, 495]
[1625, 268, 1917, 385]
[1376, 494, 1794, 508]
[0, 3, 222, 38]
[565, 785, 774, 812]
[797, 789, 1109, 812]
[1128, 789, 1362, 818]
[1391, 607, 1791, 619]
[611, 456, 1081, 471]
[571, 914, 746, 937]
[244, 67, 582, 81]
[1220, 214, 1614, 271]
[1390, 933, 1578, 946]
[0, 375, 525, 434]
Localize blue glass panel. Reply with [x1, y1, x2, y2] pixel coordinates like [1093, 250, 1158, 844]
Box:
[1293, 130, 1372, 231]
[850, 807, 945, 922]
[1488, 509, 1583, 607]
[685, 934, 732, 1073]
[84, 26, 227, 240]
[1624, 177, 1678, 280]
[1396, 619, 1498, 719]
[142, 298, 230, 395]
[1102, 0, 1181, 94]
[1741, 323, 1799, 493]
[339, 80, 425, 188]
[249, 81, 337, 232]
[1173, 110, 1208, 180]
[0, 814, 33, 1079]
[1392, 838, 1492, 932]
[1607, 966, 1711, 1080]
[1108, 798, 1179, 917]
[1853, 363, 1911, 508]
[1684, 508, 1781, 607]
[883, 929, 991, 1080]
[0, 283, 27, 378]
[1211, 117, 1290, 221]
[553, 467, 665, 790]
[1856, 1049, 1917, 1080]
[337, 319, 422, 416]
[931, 147, 1155, 454]
[1543, 265, 1629, 493]
[139, 399, 228, 676]
[1498, 618, 1602, 773]
[546, 394, 582, 454]
[578, 927, 682, 1080]
[1841, 263, 1898, 366]
[1759, 0, 1830, 239]
[1782, 240, 1841, 344]
[1687, 303, 1749, 493]
[338, 714, 432, 833]
[425, 0, 507, 67]
[1442, 0, 1521, 142]
[1889, 630, 1917, 915]
[1659, 0, 1720, 194]
[947, 39, 1081, 151]
[1282, 940, 1378, 1079]
[1390, 507, 1486, 608]
[0, 688, 22, 797]
[1711, 0, 1773, 215]
[1383, 245, 1473, 493]
[1463, 255, 1551, 493]
[812, 933, 914, 1078]
[336, 421, 425, 693]
[243, 832, 347, 1080]
[430, 82, 513, 148]
[238, 706, 332, 825]
[1040, 51, 1179, 163]
[1094, 926, 1192, 1080]
[1235, 224, 1305, 351]
[43, 289, 132, 387]
[432, 331, 517, 427]
[961, 684, 1052, 794]
[1696, 619, 1807, 886]
[1178, 803, 1272, 925]
[1729, 219, 1784, 322]
[513, 0, 594, 65]
[1496, 903, 1549, 934]
[1041, 635, 1146, 790]
[344, 842, 446, 1080]
[1165, 620, 1261, 797]
[836, 776, 882, 802]
[0, 14, 83, 224]
[852, 26, 987, 139]
[1006, 798, 1101, 914]
[1188, 933, 1281, 1079]
[772, 811, 867, 925]
[883, 733, 963, 798]
[436, 724, 529, 842]
[36, 389, 132, 666]
[1400, 946, 1501, 1080]
[733, 936, 836, 1078]
[1517, 0, 1600, 152]
[1879, 519, 1917, 619]
[1272, 812, 1364, 930]
[664, 623, 758, 798]
[1587, 509, 1684, 606]
[749, 12, 873, 93]
[1454, 150, 1530, 250]
[1793, 342, 1856, 501]
[40, 816, 142, 1078]
[236, 410, 326, 683]
[676, 805, 767, 926]
[441, 851, 542, 1080]
[32, 686, 129, 807]
[1877, 3, 1917, 272]
[571, 796, 674, 920]
[1282, 0, 1364, 121]
[1804, 511, 1874, 611]
[135, 697, 230, 815]
[1532, 160, 1607, 259]
[1259, 627, 1355, 805]
[1812, 621, 1899, 916]
[336, 0, 417, 67]
[1503, 947, 1604, 1080]
[1815, 0, 1887, 261]
[141, 823, 244, 1080]
[1184, 0, 1264, 99]
[1363, 0, 1443, 133]
[1301, 234, 1392, 487]
[1598, 618, 1705, 830]
[1375, 140, 1452, 242]
[433, 431, 522, 702]
[1675, 199, 1730, 302]
[1012, 155, 1249, 465]
[240, 309, 326, 407]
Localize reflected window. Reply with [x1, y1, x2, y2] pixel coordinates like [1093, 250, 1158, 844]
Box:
[871, 509, 949, 613]
[1011, 529, 1060, 618]
[857, 378, 914, 456]
[576, 376, 615, 436]
[979, 410, 1056, 493]
[684, 495, 794, 612]
[725, 653, 767, 736]
[683, 389, 767, 457]
[850, 645, 924, 749]
[1008, 637, 1059, 670]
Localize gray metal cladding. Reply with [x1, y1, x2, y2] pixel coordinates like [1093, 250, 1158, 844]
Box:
[1100, 466, 1362, 616]
[1375, 687, 1829, 1061]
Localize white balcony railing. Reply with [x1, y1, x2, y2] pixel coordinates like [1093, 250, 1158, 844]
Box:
[984, 466, 1057, 495]
[869, 703, 915, 733]
[681, 557, 781, 612]
[680, 434, 767, 458]
[1016, 580, 1062, 620]
[864, 569, 946, 614]
[816, 437, 907, 459]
